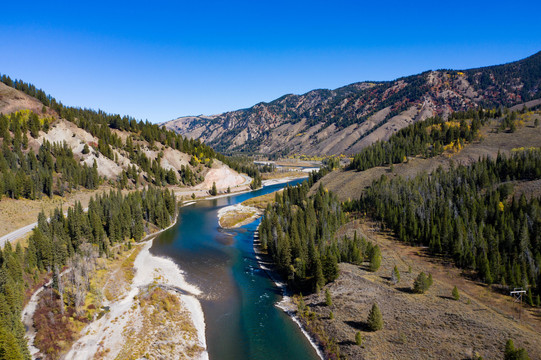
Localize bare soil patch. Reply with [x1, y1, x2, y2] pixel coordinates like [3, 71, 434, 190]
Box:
[302, 219, 541, 360]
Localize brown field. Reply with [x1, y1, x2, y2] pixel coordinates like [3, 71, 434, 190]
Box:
[242, 190, 283, 209]
[303, 219, 541, 360]
[0, 186, 116, 238]
[261, 171, 308, 180]
[316, 114, 541, 201]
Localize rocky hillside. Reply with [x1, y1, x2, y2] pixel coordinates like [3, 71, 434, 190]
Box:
[164, 51, 541, 156]
[0, 80, 246, 195]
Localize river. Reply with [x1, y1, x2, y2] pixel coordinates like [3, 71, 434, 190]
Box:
[151, 179, 321, 360]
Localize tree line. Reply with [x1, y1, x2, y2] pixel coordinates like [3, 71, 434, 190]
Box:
[347, 148, 541, 301]
[259, 181, 379, 292]
[0, 74, 260, 188]
[0, 187, 176, 358]
[349, 110, 489, 171]
[0, 112, 99, 200]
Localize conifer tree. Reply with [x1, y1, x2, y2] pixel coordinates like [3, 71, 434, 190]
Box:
[369, 245, 381, 272]
[452, 286, 460, 301]
[325, 288, 332, 306]
[413, 272, 432, 294]
[367, 303, 383, 331]
[391, 265, 400, 284]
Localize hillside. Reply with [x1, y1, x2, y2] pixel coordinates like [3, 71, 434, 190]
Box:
[314, 107, 541, 201]
[0, 79, 250, 239]
[257, 110, 541, 358]
[163, 51, 541, 156]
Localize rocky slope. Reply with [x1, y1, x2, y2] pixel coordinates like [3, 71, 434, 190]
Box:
[0, 81, 246, 192]
[164, 51, 541, 156]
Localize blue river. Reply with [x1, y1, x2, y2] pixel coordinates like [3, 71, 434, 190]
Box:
[151, 179, 320, 360]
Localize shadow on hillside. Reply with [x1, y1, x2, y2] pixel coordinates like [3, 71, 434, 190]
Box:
[344, 320, 371, 332]
[396, 286, 414, 294]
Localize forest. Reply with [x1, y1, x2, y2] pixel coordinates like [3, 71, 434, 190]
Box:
[346, 148, 541, 303]
[349, 109, 492, 171]
[0, 112, 99, 199]
[0, 187, 176, 359]
[259, 180, 379, 293]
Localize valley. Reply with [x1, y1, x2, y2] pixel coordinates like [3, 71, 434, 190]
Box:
[0, 50, 540, 360]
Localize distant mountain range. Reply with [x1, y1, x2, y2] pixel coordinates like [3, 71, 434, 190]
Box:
[163, 51, 541, 156]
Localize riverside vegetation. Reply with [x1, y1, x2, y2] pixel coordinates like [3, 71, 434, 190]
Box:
[0, 73, 264, 359]
[0, 187, 176, 358]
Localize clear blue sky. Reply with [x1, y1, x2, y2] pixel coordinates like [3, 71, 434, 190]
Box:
[1, 1, 540, 123]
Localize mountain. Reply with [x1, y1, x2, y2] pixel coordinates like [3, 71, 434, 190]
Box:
[163, 51, 541, 156]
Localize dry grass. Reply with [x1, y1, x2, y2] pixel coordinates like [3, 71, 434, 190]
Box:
[94, 243, 143, 303]
[302, 219, 541, 360]
[316, 114, 541, 201]
[113, 286, 203, 360]
[242, 190, 282, 209]
[261, 171, 308, 180]
[219, 208, 259, 228]
[0, 185, 114, 238]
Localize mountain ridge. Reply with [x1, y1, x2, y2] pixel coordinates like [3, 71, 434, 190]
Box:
[163, 51, 541, 156]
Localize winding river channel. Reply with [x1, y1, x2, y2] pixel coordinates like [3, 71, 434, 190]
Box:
[151, 179, 321, 360]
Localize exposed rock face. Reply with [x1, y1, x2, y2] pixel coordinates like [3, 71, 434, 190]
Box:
[163, 51, 541, 156]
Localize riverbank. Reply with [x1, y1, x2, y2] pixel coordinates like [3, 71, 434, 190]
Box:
[253, 231, 325, 360]
[22, 202, 209, 360]
[65, 237, 208, 360]
[214, 176, 308, 229]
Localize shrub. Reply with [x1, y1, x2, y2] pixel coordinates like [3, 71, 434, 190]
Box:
[504, 339, 531, 360]
[413, 272, 432, 294]
[355, 331, 363, 346]
[452, 286, 460, 301]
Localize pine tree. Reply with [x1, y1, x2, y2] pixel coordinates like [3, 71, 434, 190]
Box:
[452, 286, 460, 300]
[355, 331, 363, 346]
[369, 245, 381, 272]
[367, 303, 383, 331]
[82, 144, 90, 154]
[325, 288, 332, 306]
[210, 182, 217, 196]
[413, 272, 432, 294]
[526, 288, 534, 306]
[391, 265, 400, 284]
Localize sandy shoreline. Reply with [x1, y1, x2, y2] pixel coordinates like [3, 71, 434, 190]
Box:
[60, 206, 207, 360]
[64, 236, 208, 360]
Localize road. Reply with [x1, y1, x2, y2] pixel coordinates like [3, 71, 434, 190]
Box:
[0, 208, 88, 247]
[0, 222, 38, 247]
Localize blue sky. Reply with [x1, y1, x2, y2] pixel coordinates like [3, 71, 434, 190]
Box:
[1, 0, 540, 123]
